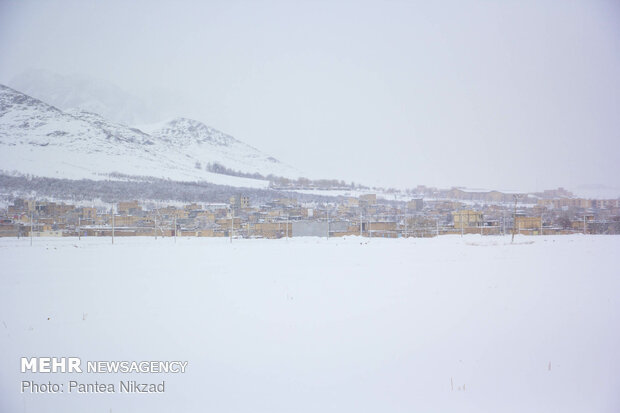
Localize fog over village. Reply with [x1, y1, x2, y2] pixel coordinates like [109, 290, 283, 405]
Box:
[0, 1, 619, 413]
[1, 1, 619, 194]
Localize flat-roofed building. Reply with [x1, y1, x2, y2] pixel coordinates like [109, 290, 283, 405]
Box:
[453, 210, 483, 229]
[360, 194, 377, 205]
[515, 216, 542, 230]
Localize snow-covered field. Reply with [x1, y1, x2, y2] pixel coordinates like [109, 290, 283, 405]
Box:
[1, 235, 618, 413]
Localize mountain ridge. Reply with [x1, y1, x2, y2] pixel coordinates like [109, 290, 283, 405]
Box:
[0, 84, 301, 188]
[8, 69, 162, 125]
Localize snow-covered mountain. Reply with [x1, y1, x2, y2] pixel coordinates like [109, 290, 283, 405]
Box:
[8, 69, 162, 125]
[143, 118, 298, 178]
[0, 84, 301, 188]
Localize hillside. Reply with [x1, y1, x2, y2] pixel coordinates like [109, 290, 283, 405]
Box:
[0, 84, 301, 189]
[8, 69, 161, 125]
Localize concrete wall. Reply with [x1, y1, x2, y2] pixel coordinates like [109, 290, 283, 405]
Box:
[293, 221, 328, 237]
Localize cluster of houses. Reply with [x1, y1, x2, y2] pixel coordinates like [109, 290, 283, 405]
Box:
[1, 191, 619, 239]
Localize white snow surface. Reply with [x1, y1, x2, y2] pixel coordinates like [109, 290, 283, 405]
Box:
[1, 234, 618, 412]
[0, 84, 300, 188]
[292, 188, 412, 201]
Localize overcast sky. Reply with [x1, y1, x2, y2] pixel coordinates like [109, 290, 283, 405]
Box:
[1, 0, 619, 192]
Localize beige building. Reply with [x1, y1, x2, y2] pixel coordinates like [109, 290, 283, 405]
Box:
[346, 197, 359, 207]
[360, 194, 377, 205]
[406, 199, 423, 211]
[79, 207, 97, 219]
[453, 210, 483, 229]
[252, 221, 291, 238]
[230, 195, 250, 209]
[117, 201, 141, 215]
[515, 216, 542, 230]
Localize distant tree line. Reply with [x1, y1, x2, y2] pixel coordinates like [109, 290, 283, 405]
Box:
[204, 162, 368, 190]
[0, 173, 333, 204]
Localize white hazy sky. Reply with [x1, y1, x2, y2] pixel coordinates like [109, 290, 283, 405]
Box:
[1, 0, 619, 192]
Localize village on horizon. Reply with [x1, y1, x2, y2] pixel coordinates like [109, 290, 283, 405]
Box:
[2, 185, 619, 239]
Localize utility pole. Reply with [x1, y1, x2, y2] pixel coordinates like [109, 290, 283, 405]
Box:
[511, 195, 518, 243]
[583, 215, 586, 234]
[78, 216, 81, 241]
[286, 214, 289, 240]
[111, 207, 115, 245]
[174, 215, 177, 243]
[327, 208, 330, 240]
[360, 210, 363, 237]
[230, 207, 234, 243]
[30, 210, 33, 246]
[154, 203, 158, 240]
[436, 218, 439, 237]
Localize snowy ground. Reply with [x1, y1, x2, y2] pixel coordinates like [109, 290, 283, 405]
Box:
[0, 235, 618, 413]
